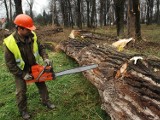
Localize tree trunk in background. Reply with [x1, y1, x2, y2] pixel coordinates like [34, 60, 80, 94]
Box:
[108, 0, 115, 25]
[67, 0, 74, 27]
[156, 0, 160, 25]
[77, 0, 82, 28]
[99, 0, 104, 27]
[140, 2, 145, 23]
[128, 0, 141, 40]
[86, 0, 90, 27]
[113, 0, 125, 37]
[91, 0, 96, 27]
[4, 0, 9, 24]
[9, 0, 12, 22]
[14, 0, 23, 15]
[51, 0, 60, 26]
[26, 0, 34, 18]
[103, 0, 107, 26]
[51, 0, 55, 26]
[60, 0, 69, 27]
[146, 0, 154, 25]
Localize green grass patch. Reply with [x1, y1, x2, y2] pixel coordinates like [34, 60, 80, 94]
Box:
[0, 49, 110, 120]
[141, 24, 160, 42]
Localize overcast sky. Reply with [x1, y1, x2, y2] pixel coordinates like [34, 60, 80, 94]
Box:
[0, 0, 50, 18]
[22, 0, 50, 15]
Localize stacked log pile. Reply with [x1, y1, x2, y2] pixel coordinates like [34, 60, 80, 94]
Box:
[59, 39, 160, 120]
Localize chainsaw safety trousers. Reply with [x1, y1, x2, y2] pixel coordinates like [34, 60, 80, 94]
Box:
[14, 14, 36, 30]
[15, 76, 49, 114]
[3, 31, 40, 70]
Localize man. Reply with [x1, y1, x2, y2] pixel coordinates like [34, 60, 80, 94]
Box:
[3, 14, 55, 120]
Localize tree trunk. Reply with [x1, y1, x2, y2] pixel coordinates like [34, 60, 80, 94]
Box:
[67, 0, 74, 28]
[59, 39, 160, 120]
[4, 0, 9, 27]
[26, 0, 34, 18]
[91, 0, 96, 28]
[9, 0, 12, 22]
[13, 0, 23, 15]
[51, 0, 55, 26]
[99, 0, 104, 27]
[103, 0, 107, 26]
[156, 0, 160, 24]
[86, 0, 90, 27]
[51, 0, 59, 26]
[146, 0, 154, 25]
[60, 0, 69, 27]
[128, 0, 141, 40]
[77, 0, 82, 28]
[113, 0, 125, 37]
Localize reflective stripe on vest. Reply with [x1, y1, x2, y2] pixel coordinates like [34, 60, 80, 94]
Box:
[3, 31, 40, 70]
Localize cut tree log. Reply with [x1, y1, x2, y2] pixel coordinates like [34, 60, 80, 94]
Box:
[59, 39, 160, 120]
[68, 29, 117, 42]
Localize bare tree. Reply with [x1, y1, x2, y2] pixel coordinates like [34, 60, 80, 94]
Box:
[66, 0, 73, 27]
[156, 0, 160, 24]
[50, 0, 59, 26]
[99, 0, 105, 27]
[113, 0, 125, 37]
[13, 0, 23, 15]
[4, 0, 9, 24]
[59, 0, 70, 27]
[9, 0, 12, 22]
[145, 0, 154, 25]
[86, 0, 90, 27]
[26, 0, 34, 18]
[76, 0, 82, 28]
[90, 0, 96, 27]
[128, 0, 141, 40]
[50, 0, 56, 26]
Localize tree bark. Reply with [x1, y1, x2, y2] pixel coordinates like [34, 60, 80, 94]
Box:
[146, 0, 154, 25]
[128, 0, 141, 40]
[77, 0, 82, 28]
[99, 0, 104, 27]
[59, 39, 160, 120]
[86, 0, 90, 27]
[9, 0, 12, 22]
[4, 0, 9, 24]
[91, 0, 96, 27]
[113, 0, 125, 37]
[13, 0, 23, 15]
[156, 0, 160, 24]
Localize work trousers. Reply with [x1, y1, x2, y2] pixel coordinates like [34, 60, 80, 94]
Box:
[15, 76, 49, 113]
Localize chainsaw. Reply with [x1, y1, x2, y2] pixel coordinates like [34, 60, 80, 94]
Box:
[26, 64, 98, 84]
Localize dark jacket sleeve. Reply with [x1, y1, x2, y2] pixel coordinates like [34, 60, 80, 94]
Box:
[4, 45, 24, 78]
[37, 38, 49, 60]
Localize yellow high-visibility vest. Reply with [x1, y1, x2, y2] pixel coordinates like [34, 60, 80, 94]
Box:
[3, 32, 40, 70]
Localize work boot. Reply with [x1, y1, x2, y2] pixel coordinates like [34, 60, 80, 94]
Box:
[43, 101, 56, 109]
[21, 111, 31, 120]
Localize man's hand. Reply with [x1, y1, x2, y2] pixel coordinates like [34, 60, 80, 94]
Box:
[44, 59, 52, 66]
[23, 73, 33, 80]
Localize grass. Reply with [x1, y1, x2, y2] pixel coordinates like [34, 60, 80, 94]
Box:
[0, 47, 110, 120]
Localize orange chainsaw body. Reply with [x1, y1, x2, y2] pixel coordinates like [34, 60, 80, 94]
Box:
[26, 64, 54, 84]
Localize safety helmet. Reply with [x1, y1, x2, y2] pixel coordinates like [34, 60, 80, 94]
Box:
[14, 14, 36, 30]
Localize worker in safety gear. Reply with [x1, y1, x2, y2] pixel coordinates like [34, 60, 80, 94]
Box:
[3, 14, 55, 120]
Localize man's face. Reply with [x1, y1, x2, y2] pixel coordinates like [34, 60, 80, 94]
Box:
[18, 27, 31, 37]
